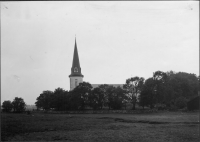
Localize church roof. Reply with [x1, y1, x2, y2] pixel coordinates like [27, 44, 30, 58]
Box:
[69, 38, 83, 77]
[72, 38, 80, 69]
[91, 84, 123, 88]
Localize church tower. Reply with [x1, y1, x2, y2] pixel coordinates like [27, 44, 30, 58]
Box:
[69, 38, 84, 90]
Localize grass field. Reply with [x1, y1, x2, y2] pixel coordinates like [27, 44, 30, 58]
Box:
[1, 111, 199, 141]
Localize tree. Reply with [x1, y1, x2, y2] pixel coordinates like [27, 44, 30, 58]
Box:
[105, 85, 116, 109]
[98, 84, 110, 109]
[153, 71, 167, 104]
[89, 87, 104, 110]
[60, 91, 70, 111]
[110, 86, 126, 110]
[173, 72, 198, 99]
[165, 71, 199, 105]
[70, 82, 92, 110]
[123, 76, 144, 110]
[2, 100, 13, 112]
[139, 77, 156, 109]
[35, 90, 53, 110]
[68, 91, 80, 110]
[12, 97, 26, 113]
[51, 88, 66, 111]
[139, 71, 199, 110]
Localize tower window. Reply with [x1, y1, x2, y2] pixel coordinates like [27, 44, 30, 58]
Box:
[74, 67, 78, 72]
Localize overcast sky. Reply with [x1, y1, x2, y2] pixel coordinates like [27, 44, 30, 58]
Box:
[1, 1, 199, 105]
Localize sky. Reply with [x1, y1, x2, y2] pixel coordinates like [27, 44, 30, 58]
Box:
[1, 1, 199, 105]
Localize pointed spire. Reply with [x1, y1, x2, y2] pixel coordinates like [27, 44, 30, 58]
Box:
[69, 37, 83, 77]
[72, 38, 80, 68]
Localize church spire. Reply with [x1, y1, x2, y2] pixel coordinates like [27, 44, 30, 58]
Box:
[72, 38, 80, 68]
[69, 38, 83, 77]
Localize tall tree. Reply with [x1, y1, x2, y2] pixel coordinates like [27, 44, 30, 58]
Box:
[153, 71, 168, 104]
[2, 100, 13, 112]
[105, 85, 116, 109]
[51, 88, 66, 111]
[12, 97, 26, 113]
[61, 91, 70, 111]
[139, 71, 199, 109]
[165, 72, 198, 102]
[139, 77, 156, 109]
[110, 86, 126, 110]
[123, 76, 144, 110]
[98, 84, 110, 108]
[35, 90, 53, 110]
[71, 82, 92, 110]
[89, 87, 104, 110]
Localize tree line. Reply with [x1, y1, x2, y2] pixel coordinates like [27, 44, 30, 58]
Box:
[34, 71, 199, 111]
[2, 97, 26, 113]
[2, 70, 199, 112]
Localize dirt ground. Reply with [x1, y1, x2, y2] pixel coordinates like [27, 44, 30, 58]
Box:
[1, 111, 199, 141]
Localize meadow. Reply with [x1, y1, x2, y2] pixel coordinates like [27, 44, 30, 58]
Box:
[1, 111, 199, 141]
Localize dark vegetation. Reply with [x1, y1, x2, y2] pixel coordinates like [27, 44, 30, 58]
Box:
[2, 97, 26, 113]
[1, 112, 199, 141]
[34, 71, 199, 111]
[2, 71, 199, 113]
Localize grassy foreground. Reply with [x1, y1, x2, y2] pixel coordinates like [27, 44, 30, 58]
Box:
[1, 111, 199, 141]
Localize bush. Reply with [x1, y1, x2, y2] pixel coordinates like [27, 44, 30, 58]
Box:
[175, 97, 187, 109]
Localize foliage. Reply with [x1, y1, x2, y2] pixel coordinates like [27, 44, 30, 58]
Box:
[51, 88, 68, 111]
[139, 71, 199, 110]
[175, 96, 187, 109]
[153, 71, 167, 104]
[167, 72, 198, 99]
[34, 70, 198, 111]
[35, 88, 70, 111]
[2, 100, 13, 112]
[97, 84, 111, 109]
[139, 77, 156, 109]
[12, 97, 26, 113]
[123, 76, 144, 110]
[89, 87, 104, 110]
[88, 84, 127, 110]
[110, 86, 126, 110]
[35, 90, 53, 110]
[70, 82, 93, 110]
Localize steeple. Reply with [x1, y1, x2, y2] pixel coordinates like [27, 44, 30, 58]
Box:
[69, 38, 84, 77]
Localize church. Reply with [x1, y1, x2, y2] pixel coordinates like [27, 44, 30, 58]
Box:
[69, 38, 123, 90]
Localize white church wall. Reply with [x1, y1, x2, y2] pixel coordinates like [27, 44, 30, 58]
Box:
[70, 76, 83, 90]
